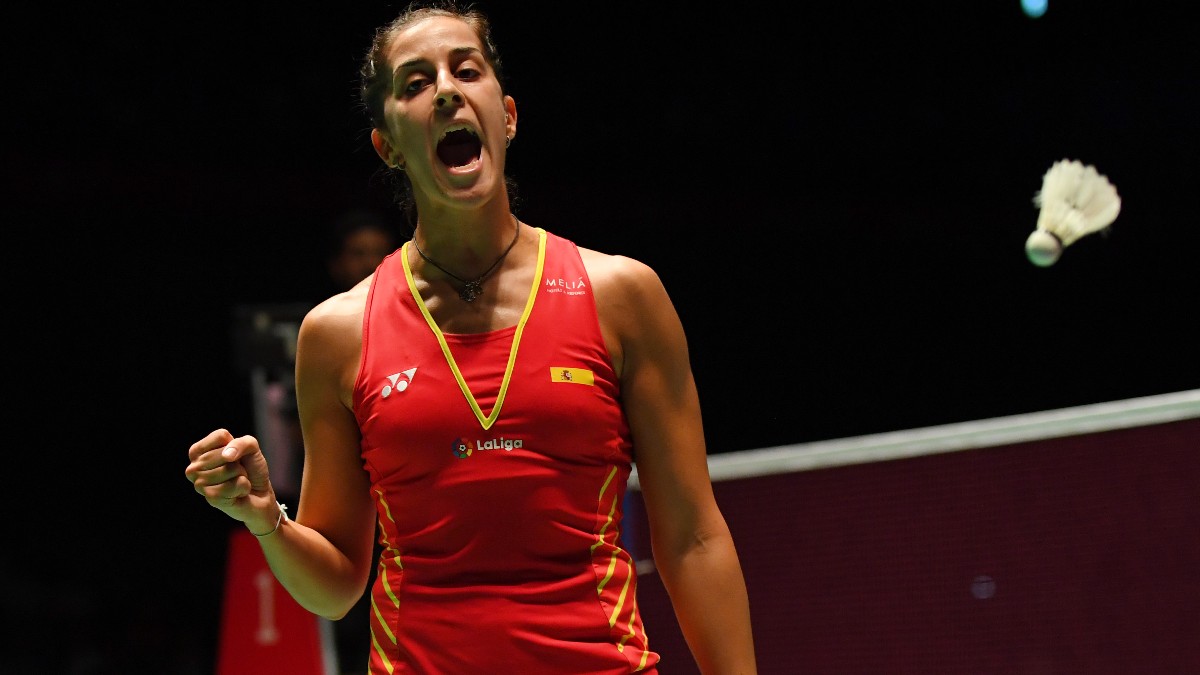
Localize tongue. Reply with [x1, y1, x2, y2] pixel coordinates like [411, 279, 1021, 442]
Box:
[438, 134, 480, 167]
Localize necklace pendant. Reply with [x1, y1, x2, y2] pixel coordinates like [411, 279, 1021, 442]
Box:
[460, 281, 483, 302]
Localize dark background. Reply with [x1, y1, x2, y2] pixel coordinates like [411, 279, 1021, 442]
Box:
[6, 1, 1198, 672]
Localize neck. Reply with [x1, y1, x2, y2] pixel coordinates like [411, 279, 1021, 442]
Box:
[410, 214, 521, 303]
[413, 214, 518, 272]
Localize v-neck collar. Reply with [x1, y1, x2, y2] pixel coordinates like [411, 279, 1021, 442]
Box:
[399, 227, 547, 430]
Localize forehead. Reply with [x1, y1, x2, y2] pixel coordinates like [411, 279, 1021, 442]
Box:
[385, 15, 483, 66]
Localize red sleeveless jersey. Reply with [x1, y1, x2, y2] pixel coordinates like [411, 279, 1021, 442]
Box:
[352, 228, 658, 674]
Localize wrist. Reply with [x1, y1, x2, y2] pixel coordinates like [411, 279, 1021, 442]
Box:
[249, 502, 289, 537]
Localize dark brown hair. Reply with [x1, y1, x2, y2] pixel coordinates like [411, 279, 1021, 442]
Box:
[359, 1, 506, 131]
[357, 1, 516, 225]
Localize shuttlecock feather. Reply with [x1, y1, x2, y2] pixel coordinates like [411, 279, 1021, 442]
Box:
[1025, 159, 1121, 267]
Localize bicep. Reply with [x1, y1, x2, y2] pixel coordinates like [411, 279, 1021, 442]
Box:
[293, 307, 377, 574]
[602, 260, 724, 555]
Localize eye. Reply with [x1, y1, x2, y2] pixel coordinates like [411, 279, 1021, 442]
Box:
[456, 65, 481, 81]
[403, 76, 431, 96]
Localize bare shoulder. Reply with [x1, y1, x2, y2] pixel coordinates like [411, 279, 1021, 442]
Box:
[577, 246, 682, 378]
[301, 284, 367, 341]
[296, 280, 370, 389]
[577, 246, 667, 304]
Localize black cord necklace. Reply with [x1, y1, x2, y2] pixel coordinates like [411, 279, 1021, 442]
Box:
[412, 215, 521, 302]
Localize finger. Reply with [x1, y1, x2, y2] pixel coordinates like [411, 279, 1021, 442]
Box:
[200, 476, 253, 505]
[184, 444, 241, 481]
[190, 460, 249, 491]
[193, 464, 252, 500]
[188, 428, 234, 461]
[219, 434, 262, 463]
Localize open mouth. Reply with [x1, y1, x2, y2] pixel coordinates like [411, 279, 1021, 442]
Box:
[437, 128, 482, 168]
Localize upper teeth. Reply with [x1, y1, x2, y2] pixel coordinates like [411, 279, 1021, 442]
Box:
[439, 124, 477, 141]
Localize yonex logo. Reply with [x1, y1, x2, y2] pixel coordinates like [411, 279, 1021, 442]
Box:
[381, 368, 418, 398]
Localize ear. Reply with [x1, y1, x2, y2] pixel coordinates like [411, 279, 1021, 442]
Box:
[503, 95, 517, 140]
[371, 129, 402, 168]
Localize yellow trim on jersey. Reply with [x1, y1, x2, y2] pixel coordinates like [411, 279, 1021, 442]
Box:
[400, 227, 547, 430]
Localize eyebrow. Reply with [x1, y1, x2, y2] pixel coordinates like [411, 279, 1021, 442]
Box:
[396, 46, 483, 72]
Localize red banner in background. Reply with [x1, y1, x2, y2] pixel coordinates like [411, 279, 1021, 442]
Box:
[216, 529, 336, 675]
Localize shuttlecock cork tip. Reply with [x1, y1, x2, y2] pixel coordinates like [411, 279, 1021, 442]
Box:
[1026, 158, 1121, 267]
[1026, 229, 1061, 267]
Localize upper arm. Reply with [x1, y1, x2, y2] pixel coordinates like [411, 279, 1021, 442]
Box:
[589, 253, 727, 557]
[292, 294, 378, 580]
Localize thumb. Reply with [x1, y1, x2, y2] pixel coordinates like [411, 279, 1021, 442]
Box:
[222, 435, 273, 493]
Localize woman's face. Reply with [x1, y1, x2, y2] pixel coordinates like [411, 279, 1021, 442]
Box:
[372, 16, 517, 211]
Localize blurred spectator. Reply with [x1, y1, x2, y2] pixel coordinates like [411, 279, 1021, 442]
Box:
[324, 208, 402, 294]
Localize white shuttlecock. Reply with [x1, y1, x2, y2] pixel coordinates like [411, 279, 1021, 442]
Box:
[1025, 159, 1121, 267]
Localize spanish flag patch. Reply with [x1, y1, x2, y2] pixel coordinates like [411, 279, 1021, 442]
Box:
[550, 367, 594, 385]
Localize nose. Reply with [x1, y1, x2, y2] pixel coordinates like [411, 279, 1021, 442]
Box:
[434, 72, 463, 111]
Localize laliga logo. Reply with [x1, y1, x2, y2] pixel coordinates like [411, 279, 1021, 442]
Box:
[451, 436, 524, 459]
